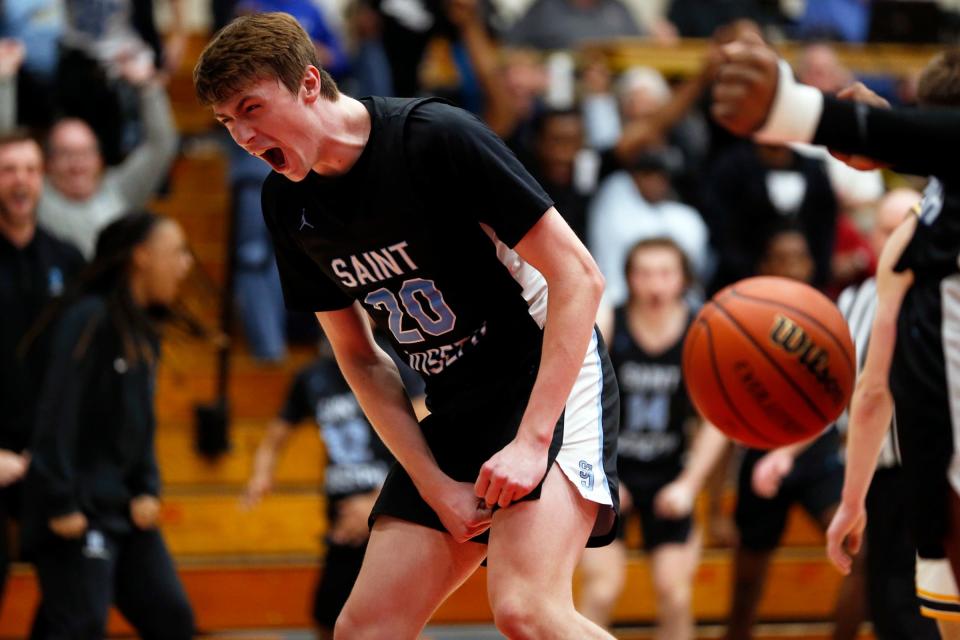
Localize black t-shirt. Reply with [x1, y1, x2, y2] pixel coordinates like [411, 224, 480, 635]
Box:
[280, 358, 392, 515]
[0, 229, 84, 452]
[262, 97, 554, 410]
[609, 306, 695, 485]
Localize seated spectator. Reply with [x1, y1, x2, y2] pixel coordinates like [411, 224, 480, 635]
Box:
[0, 50, 178, 258]
[0, 130, 84, 611]
[702, 142, 837, 293]
[504, 0, 642, 51]
[588, 149, 709, 306]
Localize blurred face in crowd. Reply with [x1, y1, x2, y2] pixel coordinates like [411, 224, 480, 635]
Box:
[797, 44, 853, 94]
[630, 168, 671, 205]
[131, 219, 193, 307]
[0, 139, 43, 234]
[758, 230, 815, 283]
[870, 188, 921, 256]
[47, 119, 104, 202]
[535, 112, 583, 185]
[626, 244, 687, 308]
[501, 49, 549, 117]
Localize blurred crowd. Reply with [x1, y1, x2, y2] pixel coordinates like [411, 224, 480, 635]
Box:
[0, 0, 958, 636]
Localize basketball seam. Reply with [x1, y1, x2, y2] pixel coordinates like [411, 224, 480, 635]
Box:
[701, 317, 778, 448]
[711, 300, 829, 425]
[729, 288, 856, 374]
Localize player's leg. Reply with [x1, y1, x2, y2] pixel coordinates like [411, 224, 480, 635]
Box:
[313, 542, 367, 640]
[486, 466, 615, 640]
[945, 485, 960, 587]
[334, 516, 487, 639]
[649, 529, 701, 640]
[112, 529, 194, 640]
[724, 453, 788, 640]
[577, 540, 627, 626]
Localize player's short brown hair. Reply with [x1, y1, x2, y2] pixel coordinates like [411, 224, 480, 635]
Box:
[918, 49, 960, 107]
[624, 237, 695, 289]
[193, 12, 339, 106]
[0, 129, 41, 152]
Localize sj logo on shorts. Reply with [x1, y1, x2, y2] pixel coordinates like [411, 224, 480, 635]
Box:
[578, 460, 594, 491]
[82, 530, 110, 561]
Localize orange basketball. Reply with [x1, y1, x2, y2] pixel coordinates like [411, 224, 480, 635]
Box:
[682, 276, 856, 449]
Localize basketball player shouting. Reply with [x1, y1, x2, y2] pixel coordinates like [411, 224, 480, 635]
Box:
[712, 38, 960, 633]
[194, 13, 619, 639]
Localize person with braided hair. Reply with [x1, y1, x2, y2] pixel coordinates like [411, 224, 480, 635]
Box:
[21, 211, 195, 639]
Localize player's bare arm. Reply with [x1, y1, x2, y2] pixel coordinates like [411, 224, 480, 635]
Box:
[826, 214, 916, 575]
[474, 208, 604, 509]
[655, 421, 729, 519]
[318, 304, 492, 542]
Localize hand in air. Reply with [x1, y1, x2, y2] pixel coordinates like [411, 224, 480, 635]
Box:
[475, 436, 549, 509]
[711, 31, 780, 136]
[826, 500, 866, 575]
[0, 39, 25, 79]
[751, 448, 795, 499]
[654, 479, 696, 519]
[428, 480, 493, 543]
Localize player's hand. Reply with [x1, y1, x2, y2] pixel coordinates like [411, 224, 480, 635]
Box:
[0, 449, 28, 487]
[752, 448, 795, 498]
[828, 82, 892, 172]
[242, 471, 273, 509]
[826, 500, 866, 575]
[130, 494, 161, 529]
[329, 492, 377, 547]
[49, 512, 88, 539]
[475, 436, 549, 509]
[654, 479, 696, 519]
[0, 39, 25, 79]
[711, 31, 780, 136]
[428, 480, 493, 543]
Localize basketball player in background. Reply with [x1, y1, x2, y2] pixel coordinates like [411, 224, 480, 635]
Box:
[710, 37, 960, 632]
[195, 13, 619, 639]
[244, 333, 423, 639]
[577, 238, 728, 639]
[725, 227, 866, 640]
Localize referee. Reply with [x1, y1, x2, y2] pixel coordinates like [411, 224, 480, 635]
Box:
[836, 189, 938, 640]
[0, 130, 83, 606]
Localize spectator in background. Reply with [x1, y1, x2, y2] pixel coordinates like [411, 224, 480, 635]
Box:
[578, 238, 728, 639]
[244, 332, 423, 639]
[726, 227, 866, 640]
[0, 130, 84, 610]
[0, 0, 62, 130]
[702, 142, 837, 293]
[588, 150, 709, 306]
[664, 0, 776, 38]
[57, 0, 186, 164]
[23, 212, 194, 639]
[792, 0, 871, 42]
[504, 0, 642, 51]
[0, 47, 179, 259]
[235, 0, 350, 80]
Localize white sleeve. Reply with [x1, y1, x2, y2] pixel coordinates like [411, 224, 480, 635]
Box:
[754, 59, 825, 145]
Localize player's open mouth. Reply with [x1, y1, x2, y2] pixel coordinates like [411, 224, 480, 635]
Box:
[261, 147, 287, 170]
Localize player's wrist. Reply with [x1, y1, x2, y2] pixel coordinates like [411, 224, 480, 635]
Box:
[754, 59, 824, 145]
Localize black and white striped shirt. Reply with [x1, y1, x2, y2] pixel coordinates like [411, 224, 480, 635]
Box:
[835, 277, 900, 469]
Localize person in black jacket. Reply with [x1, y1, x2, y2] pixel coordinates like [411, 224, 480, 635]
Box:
[23, 211, 194, 639]
[0, 130, 84, 608]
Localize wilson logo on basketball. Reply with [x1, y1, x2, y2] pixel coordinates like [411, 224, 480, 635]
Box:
[769, 315, 844, 406]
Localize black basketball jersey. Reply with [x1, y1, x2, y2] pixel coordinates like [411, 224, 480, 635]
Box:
[281, 358, 392, 511]
[609, 306, 695, 476]
[261, 97, 555, 411]
[889, 178, 960, 553]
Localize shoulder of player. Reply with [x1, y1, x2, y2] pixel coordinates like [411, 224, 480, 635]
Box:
[406, 100, 488, 145]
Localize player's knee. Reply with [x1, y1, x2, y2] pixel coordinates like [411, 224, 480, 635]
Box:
[582, 574, 622, 610]
[334, 606, 417, 640]
[491, 593, 554, 639]
[654, 580, 691, 616]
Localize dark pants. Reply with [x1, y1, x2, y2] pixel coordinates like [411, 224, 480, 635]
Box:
[33, 527, 193, 640]
[866, 466, 939, 640]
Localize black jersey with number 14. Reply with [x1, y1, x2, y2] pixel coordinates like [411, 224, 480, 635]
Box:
[261, 98, 555, 410]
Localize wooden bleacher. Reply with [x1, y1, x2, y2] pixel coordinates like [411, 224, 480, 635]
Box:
[2, 35, 915, 638]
